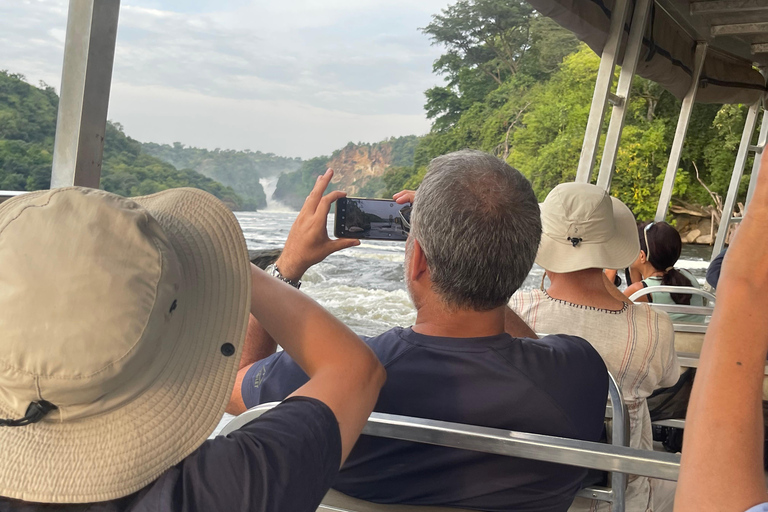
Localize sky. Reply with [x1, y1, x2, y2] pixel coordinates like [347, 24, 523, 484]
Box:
[0, 0, 450, 158]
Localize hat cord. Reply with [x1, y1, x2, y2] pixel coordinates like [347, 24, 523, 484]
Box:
[0, 400, 57, 427]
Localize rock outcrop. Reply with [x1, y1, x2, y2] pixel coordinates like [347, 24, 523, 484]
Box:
[671, 207, 738, 245]
[327, 142, 393, 197]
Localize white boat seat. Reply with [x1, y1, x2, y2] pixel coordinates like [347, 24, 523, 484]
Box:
[317, 489, 476, 512]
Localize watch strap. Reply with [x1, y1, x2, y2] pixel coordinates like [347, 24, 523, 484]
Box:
[265, 263, 302, 289]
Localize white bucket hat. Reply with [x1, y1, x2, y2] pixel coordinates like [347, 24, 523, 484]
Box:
[0, 187, 250, 503]
[536, 183, 640, 273]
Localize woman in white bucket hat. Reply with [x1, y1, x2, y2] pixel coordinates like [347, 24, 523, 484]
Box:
[0, 176, 384, 511]
[510, 182, 679, 512]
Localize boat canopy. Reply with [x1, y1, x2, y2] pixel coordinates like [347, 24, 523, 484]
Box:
[528, 0, 767, 104]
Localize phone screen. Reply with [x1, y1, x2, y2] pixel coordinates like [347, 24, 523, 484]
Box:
[334, 198, 410, 241]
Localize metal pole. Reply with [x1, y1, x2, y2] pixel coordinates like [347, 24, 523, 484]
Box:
[596, 0, 653, 191]
[712, 101, 761, 257]
[654, 43, 708, 222]
[51, 0, 121, 189]
[746, 110, 768, 208]
[575, 0, 630, 183]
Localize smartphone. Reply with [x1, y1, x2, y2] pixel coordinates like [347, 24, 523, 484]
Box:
[334, 197, 411, 241]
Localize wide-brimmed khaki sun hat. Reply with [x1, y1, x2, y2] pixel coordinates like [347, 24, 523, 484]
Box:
[0, 187, 251, 503]
[536, 182, 640, 273]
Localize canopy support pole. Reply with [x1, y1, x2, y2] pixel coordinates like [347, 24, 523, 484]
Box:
[51, 0, 121, 189]
[746, 105, 768, 207]
[596, 0, 653, 191]
[654, 42, 708, 222]
[711, 100, 762, 257]
[575, 0, 630, 183]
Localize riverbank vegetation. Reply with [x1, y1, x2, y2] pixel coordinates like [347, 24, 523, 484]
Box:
[380, 0, 753, 221]
[142, 142, 302, 210]
[0, 71, 244, 209]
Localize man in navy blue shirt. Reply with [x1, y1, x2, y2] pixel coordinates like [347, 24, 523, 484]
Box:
[229, 150, 609, 512]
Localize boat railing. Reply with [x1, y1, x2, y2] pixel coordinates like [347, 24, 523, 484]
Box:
[0, 191, 28, 204]
[629, 286, 715, 335]
[220, 373, 659, 512]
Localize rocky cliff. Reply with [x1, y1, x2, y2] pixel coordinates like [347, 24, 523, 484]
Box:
[327, 142, 393, 197]
[273, 136, 419, 210]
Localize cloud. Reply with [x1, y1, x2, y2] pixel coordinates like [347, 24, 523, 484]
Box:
[109, 83, 432, 158]
[0, 0, 449, 157]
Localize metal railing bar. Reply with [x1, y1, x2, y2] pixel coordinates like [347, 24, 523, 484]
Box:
[223, 404, 681, 482]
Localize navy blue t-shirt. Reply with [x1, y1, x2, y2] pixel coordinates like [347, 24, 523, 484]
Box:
[243, 327, 608, 512]
[0, 397, 341, 512]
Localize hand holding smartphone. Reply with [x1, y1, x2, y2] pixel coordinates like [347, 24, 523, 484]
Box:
[334, 198, 411, 241]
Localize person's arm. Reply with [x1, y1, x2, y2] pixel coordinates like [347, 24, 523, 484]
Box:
[623, 281, 649, 302]
[226, 314, 278, 414]
[232, 170, 385, 465]
[675, 151, 768, 511]
[272, 169, 361, 281]
[504, 306, 538, 339]
[249, 264, 385, 465]
[706, 250, 726, 290]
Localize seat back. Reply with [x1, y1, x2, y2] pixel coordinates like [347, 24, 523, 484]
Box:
[220, 373, 636, 512]
[629, 286, 715, 333]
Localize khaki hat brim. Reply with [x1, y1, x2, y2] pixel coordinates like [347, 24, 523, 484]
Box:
[0, 188, 251, 503]
[535, 196, 640, 273]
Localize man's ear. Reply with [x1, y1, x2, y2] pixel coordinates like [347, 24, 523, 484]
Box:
[409, 238, 429, 282]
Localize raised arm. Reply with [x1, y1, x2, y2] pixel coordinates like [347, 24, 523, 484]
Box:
[249, 265, 385, 465]
[675, 151, 768, 511]
[230, 170, 384, 465]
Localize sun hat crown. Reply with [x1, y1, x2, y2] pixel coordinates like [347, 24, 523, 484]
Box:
[0, 188, 183, 421]
[536, 182, 640, 273]
[541, 182, 618, 246]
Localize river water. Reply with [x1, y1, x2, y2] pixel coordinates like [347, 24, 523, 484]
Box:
[236, 211, 714, 338]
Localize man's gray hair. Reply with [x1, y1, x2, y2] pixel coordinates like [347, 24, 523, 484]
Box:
[411, 150, 541, 311]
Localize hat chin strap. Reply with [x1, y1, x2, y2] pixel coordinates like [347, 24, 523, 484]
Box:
[0, 400, 57, 427]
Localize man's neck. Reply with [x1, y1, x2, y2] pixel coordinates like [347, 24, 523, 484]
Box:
[547, 268, 626, 311]
[412, 303, 505, 338]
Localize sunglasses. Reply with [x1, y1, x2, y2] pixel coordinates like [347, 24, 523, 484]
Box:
[643, 222, 655, 261]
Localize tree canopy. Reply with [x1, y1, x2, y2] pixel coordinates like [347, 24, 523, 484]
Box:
[383, 1, 753, 221]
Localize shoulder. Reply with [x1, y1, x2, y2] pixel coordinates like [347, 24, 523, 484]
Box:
[516, 334, 606, 373]
[624, 281, 645, 297]
[167, 397, 341, 512]
[628, 302, 675, 336]
[360, 327, 415, 367]
[538, 334, 605, 359]
[509, 288, 545, 310]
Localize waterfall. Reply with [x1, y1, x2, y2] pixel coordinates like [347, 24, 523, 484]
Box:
[259, 176, 293, 211]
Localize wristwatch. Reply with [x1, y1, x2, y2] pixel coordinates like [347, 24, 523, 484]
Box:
[265, 264, 301, 289]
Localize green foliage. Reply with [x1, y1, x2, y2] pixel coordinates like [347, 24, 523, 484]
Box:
[273, 156, 333, 210]
[387, 0, 755, 220]
[142, 142, 302, 210]
[0, 71, 244, 210]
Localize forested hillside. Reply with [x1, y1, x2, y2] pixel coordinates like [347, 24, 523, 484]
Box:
[142, 142, 302, 210]
[273, 136, 419, 209]
[0, 71, 244, 209]
[381, 0, 754, 222]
